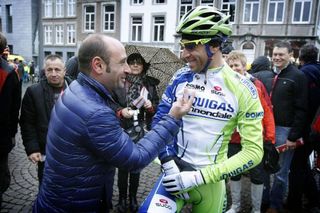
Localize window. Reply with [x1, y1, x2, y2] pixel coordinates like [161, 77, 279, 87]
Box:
[67, 52, 75, 60]
[180, 0, 194, 19]
[67, 0, 76, 17]
[153, 16, 165, 42]
[293, 0, 312, 23]
[67, 24, 76, 44]
[6, 5, 12, 33]
[221, 0, 236, 23]
[153, 0, 166, 3]
[44, 0, 52, 18]
[243, 0, 259, 23]
[56, 0, 64, 17]
[44, 51, 51, 57]
[44, 25, 53, 45]
[131, 16, 142, 42]
[103, 4, 115, 31]
[55, 25, 64, 45]
[200, 0, 214, 7]
[131, 0, 143, 5]
[55, 52, 63, 57]
[267, 0, 284, 23]
[84, 5, 95, 32]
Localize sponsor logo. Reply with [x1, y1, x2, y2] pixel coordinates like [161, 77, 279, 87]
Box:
[191, 107, 232, 119]
[211, 85, 225, 96]
[220, 160, 254, 179]
[155, 198, 172, 210]
[240, 78, 257, 99]
[245, 111, 264, 119]
[162, 93, 172, 104]
[193, 97, 234, 112]
[186, 83, 205, 91]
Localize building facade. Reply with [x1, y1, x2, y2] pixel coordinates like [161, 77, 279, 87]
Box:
[0, 0, 40, 64]
[41, 0, 77, 63]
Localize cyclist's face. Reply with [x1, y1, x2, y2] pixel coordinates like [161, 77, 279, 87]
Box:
[181, 42, 209, 73]
[227, 59, 246, 75]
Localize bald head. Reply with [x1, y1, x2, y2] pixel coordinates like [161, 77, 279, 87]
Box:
[78, 34, 123, 74]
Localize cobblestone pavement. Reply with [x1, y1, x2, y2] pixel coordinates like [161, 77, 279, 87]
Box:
[1, 82, 253, 213]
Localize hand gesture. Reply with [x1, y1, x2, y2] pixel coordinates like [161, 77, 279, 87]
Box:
[28, 152, 41, 164]
[169, 89, 195, 120]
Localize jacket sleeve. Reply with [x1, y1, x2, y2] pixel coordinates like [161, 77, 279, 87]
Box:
[288, 71, 308, 141]
[256, 80, 275, 144]
[152, 81, 177, 161]
[85, 108, 181, 171]
[7, 71, 21, 138]
[20, 87, 41, 155]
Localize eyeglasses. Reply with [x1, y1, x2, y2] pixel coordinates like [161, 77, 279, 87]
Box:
[179, 38, 211, 51]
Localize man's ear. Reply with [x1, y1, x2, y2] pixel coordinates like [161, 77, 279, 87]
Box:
[91, 56, 105, 74]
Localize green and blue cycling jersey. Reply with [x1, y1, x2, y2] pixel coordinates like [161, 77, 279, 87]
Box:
[140, 64, 264, 213]
[154, 64, 263, 184]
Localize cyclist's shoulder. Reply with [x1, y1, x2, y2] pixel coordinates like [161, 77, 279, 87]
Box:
[169, 66, 193, 85]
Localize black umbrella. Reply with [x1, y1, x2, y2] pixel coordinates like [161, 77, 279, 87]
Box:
[125, 45, 186, 95]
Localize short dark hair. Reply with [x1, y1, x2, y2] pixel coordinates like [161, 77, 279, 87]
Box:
[299, 44, 319, 63]
[274, 41, 292, 53]
[78, 34, 110, 74]
[0, 32, 7, 54]
[44, 54, 64, 68]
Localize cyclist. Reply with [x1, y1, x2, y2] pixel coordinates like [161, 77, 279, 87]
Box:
[139, 6, 264, 213]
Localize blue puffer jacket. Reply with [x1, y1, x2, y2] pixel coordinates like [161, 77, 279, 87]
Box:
[34, 73, 181, 212]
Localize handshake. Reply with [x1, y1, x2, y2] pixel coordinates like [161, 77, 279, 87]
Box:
[161, 159, 205, 199]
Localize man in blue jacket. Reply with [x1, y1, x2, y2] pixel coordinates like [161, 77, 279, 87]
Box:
[33, 34, 194, 212]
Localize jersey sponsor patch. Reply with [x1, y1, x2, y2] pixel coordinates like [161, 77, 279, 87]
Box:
[161, 93, 173, 104]
[245, 111, 264, 119]
[147, 194, 177, 212]
[239, 78, 258, 99]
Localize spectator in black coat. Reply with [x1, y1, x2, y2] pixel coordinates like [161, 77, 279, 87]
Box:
[0, 32, 21, 209]
[287, 44, 320, 212]
[20, 54, 72, 185]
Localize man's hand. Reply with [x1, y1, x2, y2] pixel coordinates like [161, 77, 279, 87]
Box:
[169, 89, 195, 119]
[162, 170, 204, 193]
[286, 139, 296, 150]
[28, 152, 41, 164]
[121, 107, 134, 118]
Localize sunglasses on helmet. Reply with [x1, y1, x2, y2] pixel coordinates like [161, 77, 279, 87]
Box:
[179, 38, 212, 50]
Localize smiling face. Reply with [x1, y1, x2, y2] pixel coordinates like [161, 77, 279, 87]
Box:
[101, 38, 131, 91]
[181, 42, 210, 73]
[272, 46, 292, 70]
[44, 57, 66, 87]
[227, 59, 246, 75]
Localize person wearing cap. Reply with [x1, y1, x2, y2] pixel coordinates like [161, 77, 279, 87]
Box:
[112, 53, 160, 212]
[139, 6, 263, 213]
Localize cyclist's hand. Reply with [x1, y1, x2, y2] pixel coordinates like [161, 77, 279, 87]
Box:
[169, 88, 195, 120]
[162, 159, 180, 175]
[162, 170, 205, 193]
